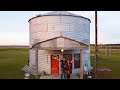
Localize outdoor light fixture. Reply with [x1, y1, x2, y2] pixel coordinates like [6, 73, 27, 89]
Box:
[61, 49, 64, 52]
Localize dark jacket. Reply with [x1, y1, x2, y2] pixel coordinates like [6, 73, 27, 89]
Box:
[60, 60, 67, 69]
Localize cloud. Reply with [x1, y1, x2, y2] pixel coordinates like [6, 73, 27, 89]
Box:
[0, 32, 29, 45]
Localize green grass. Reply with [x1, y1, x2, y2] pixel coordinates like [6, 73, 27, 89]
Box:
[91, 50, 120, 79]
[0, 47, 35, 79]
[0, 46, 120, 79]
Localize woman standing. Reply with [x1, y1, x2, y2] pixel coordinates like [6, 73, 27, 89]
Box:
[65, 58, 75, 79]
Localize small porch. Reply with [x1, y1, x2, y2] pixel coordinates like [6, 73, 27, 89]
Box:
[30, 35, 89, 79]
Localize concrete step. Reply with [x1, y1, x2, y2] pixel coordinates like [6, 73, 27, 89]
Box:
[40, 74, 79, 79]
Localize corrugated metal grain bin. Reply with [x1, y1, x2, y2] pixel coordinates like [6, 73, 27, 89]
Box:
[28, 11, 91, 75]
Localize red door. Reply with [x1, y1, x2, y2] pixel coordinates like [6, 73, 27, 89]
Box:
[51, 55, 60, 75]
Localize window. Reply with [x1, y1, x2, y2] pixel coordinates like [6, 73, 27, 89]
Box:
[74, 54, 80, 69]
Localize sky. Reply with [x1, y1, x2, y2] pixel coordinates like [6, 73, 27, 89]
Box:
[0, 11, 120, 45]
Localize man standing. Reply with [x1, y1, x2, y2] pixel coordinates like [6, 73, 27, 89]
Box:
[60, 58, 67, 79]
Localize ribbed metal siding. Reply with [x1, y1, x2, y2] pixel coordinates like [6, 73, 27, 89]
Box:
[29, 16, 90, 45]
[38, 50, 51, 74]
[29, 50, 36, 69]
[83, 49, 91, 72]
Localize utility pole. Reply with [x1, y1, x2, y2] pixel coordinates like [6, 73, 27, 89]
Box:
[95, 11, 98, 79]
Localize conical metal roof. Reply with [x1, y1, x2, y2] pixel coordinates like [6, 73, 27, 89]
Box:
[29, 11, 91, 22]
[42, 11, 79, 16]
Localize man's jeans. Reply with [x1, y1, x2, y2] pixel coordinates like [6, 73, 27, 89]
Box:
[61, 68, 66, 79]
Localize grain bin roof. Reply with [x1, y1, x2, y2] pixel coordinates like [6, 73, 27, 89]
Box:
[42, 11, 80, 16]
[28, 11, 91, 22]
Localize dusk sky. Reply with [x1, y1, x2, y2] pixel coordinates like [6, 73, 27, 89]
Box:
[0, 11, 120, 45]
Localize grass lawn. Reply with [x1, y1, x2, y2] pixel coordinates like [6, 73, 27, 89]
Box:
[0, 47, 32, 79]
[0, 46, 120, 79]
[90, 50, 120, 79]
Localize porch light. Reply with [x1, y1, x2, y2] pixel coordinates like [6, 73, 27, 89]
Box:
[61, 49, 64, 52]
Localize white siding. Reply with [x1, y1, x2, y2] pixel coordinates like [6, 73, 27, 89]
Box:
[30, 49, 91, 74]
[29, 50, 36, 69]
[38, 50, 51, 74]
[82, 49, 91, 73]
[37, 50, 76, 74]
